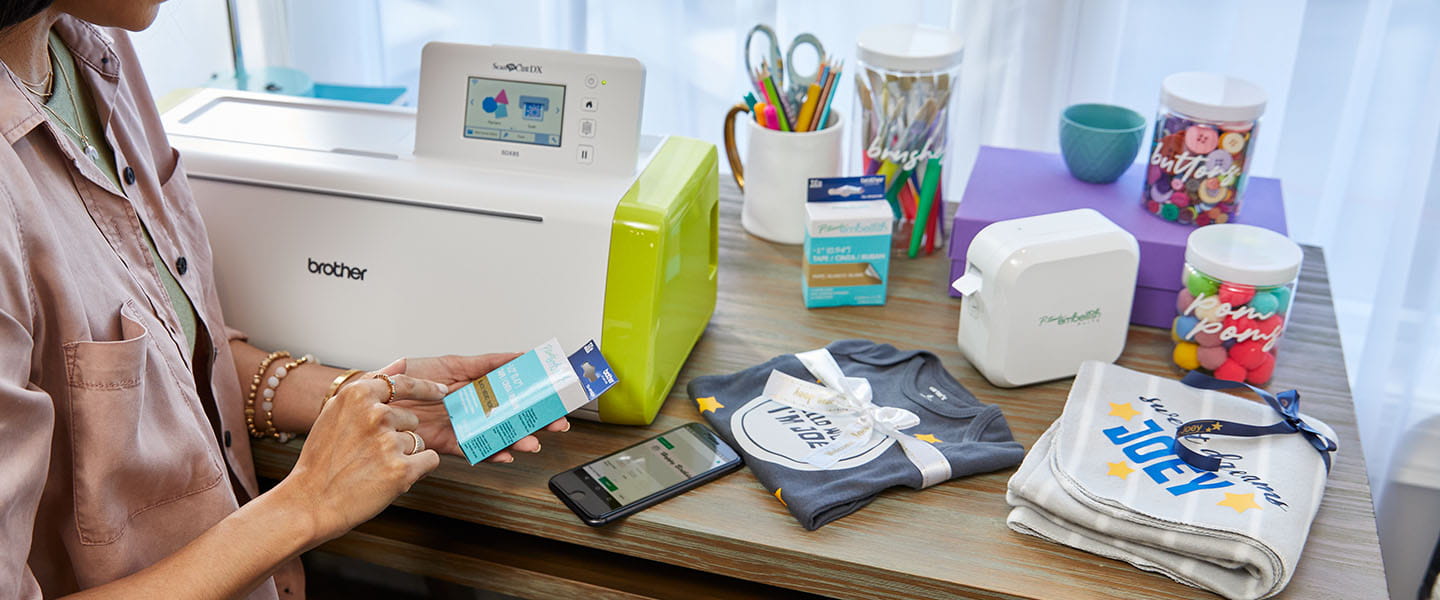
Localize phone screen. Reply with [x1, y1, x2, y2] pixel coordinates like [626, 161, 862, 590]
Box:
[572, 425, 735, 509]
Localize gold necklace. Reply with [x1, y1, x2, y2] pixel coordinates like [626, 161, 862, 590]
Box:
[16, 59, 53, 99]
[36, 39, 100, 163]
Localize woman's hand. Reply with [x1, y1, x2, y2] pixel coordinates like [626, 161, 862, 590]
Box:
[273, 374, 448, 544]
[376, 354, 571, 463]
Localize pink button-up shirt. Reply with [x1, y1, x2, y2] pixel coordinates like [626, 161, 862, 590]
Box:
[1, 17, 301, 598]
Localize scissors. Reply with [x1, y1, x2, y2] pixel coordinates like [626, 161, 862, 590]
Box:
[745, 24, 825, 107]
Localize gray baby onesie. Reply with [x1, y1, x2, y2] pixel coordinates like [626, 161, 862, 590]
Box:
[688, 339, 1025, 530]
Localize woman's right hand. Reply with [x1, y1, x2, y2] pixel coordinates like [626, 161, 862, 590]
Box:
[271, 374, 449, 544]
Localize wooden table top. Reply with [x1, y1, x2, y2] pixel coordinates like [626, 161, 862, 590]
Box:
[254, 184, 1387, 599]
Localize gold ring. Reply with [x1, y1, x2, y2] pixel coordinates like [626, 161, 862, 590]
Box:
[373, 373, 397, 403]
[404, 430, 424, 455]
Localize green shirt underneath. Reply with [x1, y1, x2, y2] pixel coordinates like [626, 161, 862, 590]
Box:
[47, 31, 199, 358]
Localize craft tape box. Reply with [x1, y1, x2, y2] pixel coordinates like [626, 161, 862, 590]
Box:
[948, 146, 1288, 328]
[444, 338, 615, 464]
[804, 176, 893, 308]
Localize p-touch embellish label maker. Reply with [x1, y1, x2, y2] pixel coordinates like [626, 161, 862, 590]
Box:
[163, 43, 718, 425]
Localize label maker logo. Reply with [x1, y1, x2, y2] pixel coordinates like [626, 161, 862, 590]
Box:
[492, 62, 542, 74]
[307, 258, 367, 281]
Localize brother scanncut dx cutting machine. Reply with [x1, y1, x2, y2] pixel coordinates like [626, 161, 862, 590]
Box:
[163, 43, 719, 425]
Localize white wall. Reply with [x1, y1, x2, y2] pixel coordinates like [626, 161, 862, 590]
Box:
[128, 0, 235, 101]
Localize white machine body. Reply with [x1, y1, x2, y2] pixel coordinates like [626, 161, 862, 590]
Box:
[951, 209, 1139, 387]
[163, 43, 653, 419]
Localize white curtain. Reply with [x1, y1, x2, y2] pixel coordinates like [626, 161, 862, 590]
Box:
[135, 0, 1440, 593]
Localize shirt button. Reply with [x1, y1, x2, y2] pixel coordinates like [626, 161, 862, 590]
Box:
[224, 430, 232, 447]
[175, 256, 188, 275]
[123, 166, 136, 185]
[101, 57, 109, 65]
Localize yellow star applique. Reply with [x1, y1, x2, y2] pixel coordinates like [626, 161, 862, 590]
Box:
[773, 488, 787, 506]
[695, 396, 724, 414]
[1106, 461, 1136, 480]
[914, 433, 942, 444]
[1217, 492, 1262, 514]
[1108, 402, 1141, 421]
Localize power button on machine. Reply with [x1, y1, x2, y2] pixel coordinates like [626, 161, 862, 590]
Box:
[584, 74, 599, 88]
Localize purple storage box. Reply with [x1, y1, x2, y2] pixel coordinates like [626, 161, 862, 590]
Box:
[947, 146, 1288, 328]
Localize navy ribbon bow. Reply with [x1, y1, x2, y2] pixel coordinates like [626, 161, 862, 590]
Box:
[1172, 371, 1338, 472]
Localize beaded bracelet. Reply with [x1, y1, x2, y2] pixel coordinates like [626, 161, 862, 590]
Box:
[260, 354, 315, 443]
[246, 351, 290, 438]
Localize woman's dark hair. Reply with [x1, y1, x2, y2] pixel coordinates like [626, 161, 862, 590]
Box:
[1, 0, 54, 31]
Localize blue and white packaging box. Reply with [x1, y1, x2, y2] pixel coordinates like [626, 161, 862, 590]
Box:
[444, 338, 616, 464]
[803, 176, 893, 308]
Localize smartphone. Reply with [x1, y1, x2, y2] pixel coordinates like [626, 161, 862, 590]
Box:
[549, 422, 743, 526]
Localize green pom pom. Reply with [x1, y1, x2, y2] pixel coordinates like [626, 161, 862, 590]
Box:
[1185, 269, 1219, 297]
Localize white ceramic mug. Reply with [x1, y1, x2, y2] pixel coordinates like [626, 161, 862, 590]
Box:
[724, 106, 843, 244]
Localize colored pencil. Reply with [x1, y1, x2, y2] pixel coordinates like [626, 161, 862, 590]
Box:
[815, 59, 842, 134]
[795, 83, 822, 132]
[761, 75, 789, 131]
[754, 102, 768, 126]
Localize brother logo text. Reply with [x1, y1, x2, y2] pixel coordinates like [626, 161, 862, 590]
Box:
[308, 258, 367, 281]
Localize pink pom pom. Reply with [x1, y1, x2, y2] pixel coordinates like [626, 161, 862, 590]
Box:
[1192, 330, 1222, 347]
[1177, 289, 1197, 314]
[1198, 345, 1228, 370]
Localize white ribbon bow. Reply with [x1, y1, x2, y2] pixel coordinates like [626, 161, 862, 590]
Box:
[760, 348, 953, 488]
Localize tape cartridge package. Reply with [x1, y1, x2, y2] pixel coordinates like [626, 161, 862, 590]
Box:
[444, 338, 616, 464]
[804, 176, 893, 308]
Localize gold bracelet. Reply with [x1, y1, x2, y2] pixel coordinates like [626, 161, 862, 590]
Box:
[246, 351, 290, 438]
[261, 354, 314, 442]
[325, 368, 364, 405]
[324, 366, 365, 408]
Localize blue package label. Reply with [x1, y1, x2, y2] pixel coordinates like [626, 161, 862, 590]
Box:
[807, 175, 886, 203]
[803, 234, 890, 307]
[567, 339, 617, 401]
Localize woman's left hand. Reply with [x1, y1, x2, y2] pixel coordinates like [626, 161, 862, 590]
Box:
[372, 354, 571, 463]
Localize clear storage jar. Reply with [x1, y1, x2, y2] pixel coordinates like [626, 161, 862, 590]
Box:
[854, 25, 963, 225]
[1172, 224, 1302, 386]
[1143, 72, 1267, 226]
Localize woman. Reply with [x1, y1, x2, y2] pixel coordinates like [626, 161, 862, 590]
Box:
[0, 1, 568, 598]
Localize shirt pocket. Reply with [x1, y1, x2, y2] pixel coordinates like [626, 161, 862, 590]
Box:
[64, 299, 225, 545]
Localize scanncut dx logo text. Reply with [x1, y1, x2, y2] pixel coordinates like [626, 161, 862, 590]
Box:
[492, 62, 542, 73]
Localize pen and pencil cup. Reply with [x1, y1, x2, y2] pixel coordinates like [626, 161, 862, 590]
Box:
[854, 25, 963, 256]
[724, 104, 843, 244]
[1059, 103, 1146, 184]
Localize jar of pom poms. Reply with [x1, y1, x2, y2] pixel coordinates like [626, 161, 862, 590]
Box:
[1172, 224, 1302, 386]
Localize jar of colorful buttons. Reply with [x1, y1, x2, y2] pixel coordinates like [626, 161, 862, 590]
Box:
[1172, 224, 1302, 385]
[1143, 72, 1267, 226]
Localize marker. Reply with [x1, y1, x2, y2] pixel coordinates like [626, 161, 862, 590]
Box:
[910, 157, 942, 258]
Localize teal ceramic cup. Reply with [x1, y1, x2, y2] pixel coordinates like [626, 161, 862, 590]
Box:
[1059, 103, 1146, 184]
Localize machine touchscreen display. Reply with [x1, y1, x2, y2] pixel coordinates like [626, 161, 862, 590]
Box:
[463, 77, 565, 147]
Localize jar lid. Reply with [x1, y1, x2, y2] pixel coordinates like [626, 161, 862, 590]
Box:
[1160, 72, 1267, 123]
[1185, 224, 1302, 287]
[856, 25, 964, 73]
